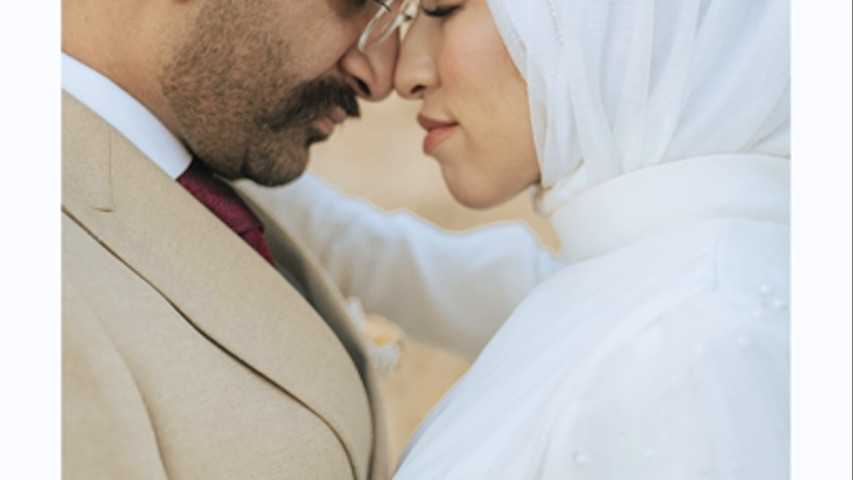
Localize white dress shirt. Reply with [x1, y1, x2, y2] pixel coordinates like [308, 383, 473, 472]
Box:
[62, 53, 191, 179]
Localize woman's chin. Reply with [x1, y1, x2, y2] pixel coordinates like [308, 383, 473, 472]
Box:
[450, 191, 497, 210]
[444, 175, 514, 210]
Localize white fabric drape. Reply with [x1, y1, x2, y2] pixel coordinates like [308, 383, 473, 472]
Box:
[395, 217, 790, 479]
[488, 0, 789, 217]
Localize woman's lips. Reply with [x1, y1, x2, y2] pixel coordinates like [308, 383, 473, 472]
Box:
[418, 114, 459, 154]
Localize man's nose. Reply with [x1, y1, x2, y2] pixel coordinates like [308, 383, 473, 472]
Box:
[339, 32, 399, 101]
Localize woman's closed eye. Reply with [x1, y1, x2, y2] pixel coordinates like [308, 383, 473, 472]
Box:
[421, 3, 460, 18]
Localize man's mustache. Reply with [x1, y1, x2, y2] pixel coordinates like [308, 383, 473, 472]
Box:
[261, 78, 360, 132]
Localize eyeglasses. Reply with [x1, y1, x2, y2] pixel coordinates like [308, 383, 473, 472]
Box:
[358, 0, 419, 52]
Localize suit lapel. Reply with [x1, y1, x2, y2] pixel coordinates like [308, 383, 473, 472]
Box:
[237, 188, 390, 478]
[62, 93, 377, 479]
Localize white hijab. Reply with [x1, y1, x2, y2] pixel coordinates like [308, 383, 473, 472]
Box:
[485, 0, 790, 217]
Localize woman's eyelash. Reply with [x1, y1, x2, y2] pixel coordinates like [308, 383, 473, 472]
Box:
[421, 5, 459, 17]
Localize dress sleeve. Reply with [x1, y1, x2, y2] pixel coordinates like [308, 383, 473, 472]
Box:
[238, 172, 564, 358]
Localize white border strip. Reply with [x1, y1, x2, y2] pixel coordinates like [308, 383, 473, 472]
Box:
[791, 0, 853, 478]
[1, 0, 62, 478]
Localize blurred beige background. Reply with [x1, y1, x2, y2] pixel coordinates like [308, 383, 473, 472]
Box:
[304, 95, 559, 466]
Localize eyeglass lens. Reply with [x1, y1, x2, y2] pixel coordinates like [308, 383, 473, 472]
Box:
[362, 0, 419, 50]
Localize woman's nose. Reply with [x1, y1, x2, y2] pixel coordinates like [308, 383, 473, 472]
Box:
[394, 20, 438, 99]
[339, 33, 399, 101]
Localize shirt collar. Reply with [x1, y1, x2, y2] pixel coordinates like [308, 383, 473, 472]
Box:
[61, 53, 191, 179]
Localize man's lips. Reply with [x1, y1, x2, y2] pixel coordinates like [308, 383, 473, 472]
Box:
[313, 106, 349, 136]
[329, 105, 349, 124]
[417, 114, 459, 154]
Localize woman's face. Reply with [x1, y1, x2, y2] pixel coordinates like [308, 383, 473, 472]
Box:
[394, 0, 539, 209]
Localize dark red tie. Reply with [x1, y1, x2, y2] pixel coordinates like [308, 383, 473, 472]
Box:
[177, 161, 275, 266]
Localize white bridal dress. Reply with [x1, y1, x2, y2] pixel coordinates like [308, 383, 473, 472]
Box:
[392, 155, 790, 479]
[241, 0, 790, 477]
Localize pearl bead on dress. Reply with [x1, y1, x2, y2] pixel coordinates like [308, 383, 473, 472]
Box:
[573, 452, 592, 466]
[694, 344, 709, 356]
[771, 298, 788, 310]
[736, 336, 752, 348]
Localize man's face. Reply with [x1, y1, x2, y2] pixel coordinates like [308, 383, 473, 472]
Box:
[161, 0, 390, 186]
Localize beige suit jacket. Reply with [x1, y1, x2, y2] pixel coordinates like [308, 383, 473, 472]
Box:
[62, 93, 388, 479]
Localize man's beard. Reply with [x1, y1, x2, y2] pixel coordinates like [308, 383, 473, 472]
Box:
[239, 77, 361, 186]
[160, 0, 360, 186]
